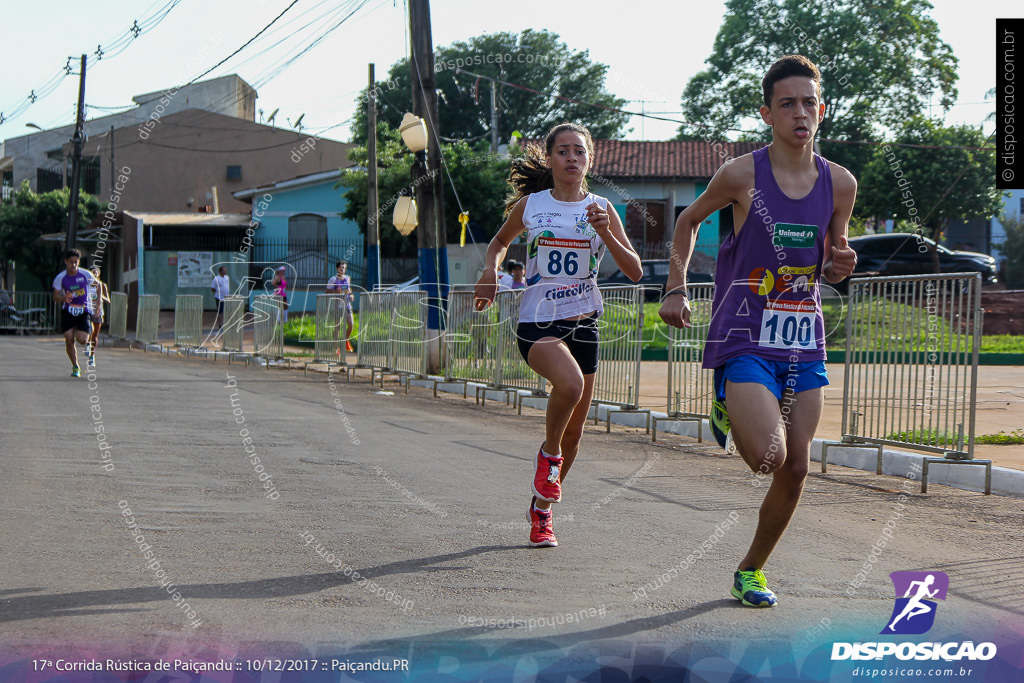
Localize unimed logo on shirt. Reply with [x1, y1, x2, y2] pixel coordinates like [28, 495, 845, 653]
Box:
[772, 223, 817, 248]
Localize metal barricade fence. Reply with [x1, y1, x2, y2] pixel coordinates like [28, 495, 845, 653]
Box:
[356, 292, 394, 371]
[135, 294, 160, 345]
[314, 294, 346, 364]
[653, 283, 716, 441]
[0, 291, 58, 333]
[253, 295, 284, 359]
[221, 297, 246, 352]
[493, 289, 545, 394]
[444, 288, 501, 385]
[822, 273, 989, 492]
[391, 290, 427, 376]
[174, 295, 203, 348]
[108, 292, 128, 339]
[592, 285, 649, 431]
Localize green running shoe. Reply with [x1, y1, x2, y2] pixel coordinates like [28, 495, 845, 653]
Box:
[71, 366, 81, 378]
[710, 398, 731, 449]
[732, 567, 778, 607]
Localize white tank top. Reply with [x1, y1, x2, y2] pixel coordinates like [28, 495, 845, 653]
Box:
[519, 189, 607, 323]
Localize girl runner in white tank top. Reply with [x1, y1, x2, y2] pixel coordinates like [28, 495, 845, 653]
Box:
[473, 123, 642, 548]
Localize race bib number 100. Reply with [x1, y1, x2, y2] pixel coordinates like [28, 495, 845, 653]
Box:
[759, 300, 817, 350]
[537, 237, 590, 279]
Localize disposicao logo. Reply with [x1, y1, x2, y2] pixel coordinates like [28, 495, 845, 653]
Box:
[882, 570, 948, 635]
[831, 570, 997, 663]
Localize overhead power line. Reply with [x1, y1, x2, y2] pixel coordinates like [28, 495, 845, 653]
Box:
[0, 0, 183, 126]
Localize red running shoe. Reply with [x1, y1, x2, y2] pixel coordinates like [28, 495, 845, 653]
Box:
[345, 340, 354, 353]
[532, 447, 563, 503]
[527, 497, 557, 547]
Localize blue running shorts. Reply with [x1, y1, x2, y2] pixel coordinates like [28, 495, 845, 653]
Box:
[714, 355, 828, 401]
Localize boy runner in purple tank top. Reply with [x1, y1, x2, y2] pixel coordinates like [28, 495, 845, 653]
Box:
[659, 55, 858, 607]
[52, 248, 98, 377]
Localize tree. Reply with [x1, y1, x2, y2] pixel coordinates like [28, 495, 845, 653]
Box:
[0, 182, 102, 289]
[676, 0, 958, 178]
[857, 116, 1002, 260]
[337, 124, 511, 258]
[351, 30, 629, 146]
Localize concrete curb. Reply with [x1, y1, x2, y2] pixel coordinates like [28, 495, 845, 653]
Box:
[407, 376, 1024, 500]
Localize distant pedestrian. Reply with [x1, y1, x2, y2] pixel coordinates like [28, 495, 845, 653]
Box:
[86, 264, 109, 368]
[211, 265, 230, 332]
[52, 249, 97, 377]
[272, 266, 289, 323]
[326, 260, 355, 353]
[508, 260, 526, 289]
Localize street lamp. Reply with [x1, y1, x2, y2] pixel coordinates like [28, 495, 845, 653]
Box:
[399, 112, 428, 160]
[397, 111, 447, 371]
[392, 195, 418, 236]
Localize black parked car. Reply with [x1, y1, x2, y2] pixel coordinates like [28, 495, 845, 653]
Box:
[848, 233, 998, 284]
[600, 259, 714, 302]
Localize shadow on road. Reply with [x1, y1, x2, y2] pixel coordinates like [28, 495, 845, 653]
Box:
[0, 545, 515, 623]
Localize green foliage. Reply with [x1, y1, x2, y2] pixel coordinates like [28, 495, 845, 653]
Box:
[998, 212, 1024, 288]
[857, 116, 1002, 240]
[0, 181, 102, 288]
[975, 430, 1024, 445]
[350, 30, 629, 146]
[677, 0, 958, 179]
[886, 429, 1024, 446]
[337, 124, 511, 257]
[977, 335, 1024, 353]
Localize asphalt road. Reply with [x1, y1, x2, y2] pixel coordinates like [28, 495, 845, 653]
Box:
[1, 336, 1022, 680]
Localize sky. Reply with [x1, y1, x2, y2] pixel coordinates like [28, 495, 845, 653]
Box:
[0, 0, 1017, 147]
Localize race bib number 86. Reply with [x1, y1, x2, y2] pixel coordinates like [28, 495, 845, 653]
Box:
[537, 237, 590, 279]
[759, 300, 817, 350]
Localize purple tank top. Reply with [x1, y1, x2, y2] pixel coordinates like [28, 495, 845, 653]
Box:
[702, 146, 832, 368]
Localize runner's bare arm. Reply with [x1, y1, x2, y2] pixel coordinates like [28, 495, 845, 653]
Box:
[823, 163, 858, 283]
[587, 202, 641, 281]
[660, 159, 749, 328]
[474, 198, 527, 309]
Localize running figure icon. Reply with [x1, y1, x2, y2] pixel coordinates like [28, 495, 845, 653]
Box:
[882, 570, 949, 635]
[888, 574, 938, 631]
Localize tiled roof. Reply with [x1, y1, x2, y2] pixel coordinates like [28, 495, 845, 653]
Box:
[591, 139, 763, 180]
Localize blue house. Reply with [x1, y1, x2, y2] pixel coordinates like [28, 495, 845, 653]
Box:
[233, 170, 364, 313]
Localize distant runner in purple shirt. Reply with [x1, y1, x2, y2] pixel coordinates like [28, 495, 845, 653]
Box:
[52, 248, 97, 377]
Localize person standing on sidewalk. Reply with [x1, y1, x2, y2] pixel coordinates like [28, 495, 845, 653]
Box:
[326, 260, 355, 353]
[474, 122, 642, 548]
[272, 266, 289, 323]
[211, 265, 230, 332]
[52, 249, 97, 377]
[659, 55, 857, 607]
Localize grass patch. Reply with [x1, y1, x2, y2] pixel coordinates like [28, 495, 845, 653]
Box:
[976, 430, 1024, 445]
[884, 429, 1024, 446]
[282, 313, 359, 346]
[978, 335, 1024, 353]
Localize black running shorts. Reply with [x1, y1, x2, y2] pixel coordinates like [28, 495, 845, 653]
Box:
[61, 308, 92, 334]
[516, 314, 600, 375]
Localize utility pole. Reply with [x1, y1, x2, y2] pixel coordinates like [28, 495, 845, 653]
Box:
[65, 54, 87, 252]
[366, 63, 381, 293]
[108, 125, 115, 200]
[490, 80, 499, 153]
[408, 0, 448, 372]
